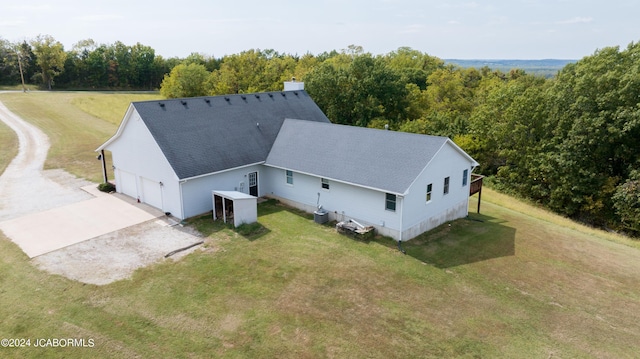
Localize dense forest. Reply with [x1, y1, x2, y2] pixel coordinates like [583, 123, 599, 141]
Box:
[1, 36, 639, 236]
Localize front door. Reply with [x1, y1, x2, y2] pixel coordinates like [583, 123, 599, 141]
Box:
[248, 172, 258, 197]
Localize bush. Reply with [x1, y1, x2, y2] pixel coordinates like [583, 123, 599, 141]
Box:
[98, 182, 116, 193]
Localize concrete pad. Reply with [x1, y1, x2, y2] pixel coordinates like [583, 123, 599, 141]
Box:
[0, 195, 162, 258]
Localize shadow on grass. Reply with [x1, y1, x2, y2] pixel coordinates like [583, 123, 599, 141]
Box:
[235, 222, 271, 241]
[375, 213, 516, 268]
[186, 199, 300, 240]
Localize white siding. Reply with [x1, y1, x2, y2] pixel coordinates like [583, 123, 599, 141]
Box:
[263, 141, 474, 241]
[262, 166, 402, 238]
[181, 164, 263, 219]
[400, 142, 473, 240]
[104, 108, 181, 217]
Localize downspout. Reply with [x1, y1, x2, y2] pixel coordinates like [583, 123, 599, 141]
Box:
[179, 180, 186, 221]
[399, 195, 404, 242]
[398, 195, 406, 254]
[100, 150, 108, 183]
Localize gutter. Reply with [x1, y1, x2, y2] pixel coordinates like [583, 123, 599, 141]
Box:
[179, 161, 264, 183]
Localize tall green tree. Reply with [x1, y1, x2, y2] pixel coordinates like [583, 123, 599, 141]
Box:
[613, 170, 640, 234]
[160, 63, 210, 98]
[306, 52, 408, 127]
[31, 35, 66, 90]
[0, 38, 20, 85]
[544, 43, 640, 223]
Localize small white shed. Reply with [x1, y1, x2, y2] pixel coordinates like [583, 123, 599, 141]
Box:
[212, 191, 257, 227]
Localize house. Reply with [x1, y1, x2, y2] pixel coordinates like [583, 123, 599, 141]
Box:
[96, 82, 479, 241]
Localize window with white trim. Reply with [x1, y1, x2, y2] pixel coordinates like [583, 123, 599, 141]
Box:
[426, 183, 433, 202]
[286, 170, 293, 185]
[462, 169, 468, 186]
[321, 178, 330, 190]
[444, 176, 450, 195]
[385, 193, 397, 211]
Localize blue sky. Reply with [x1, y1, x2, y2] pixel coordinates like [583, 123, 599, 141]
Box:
[1, 0, 638, 59]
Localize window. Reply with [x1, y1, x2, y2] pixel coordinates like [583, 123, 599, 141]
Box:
[385, 193, 397, 211]
[321, 178, 330, 190]
[443, 177, 450, 195]
[462, 169, 468, 186]
[286, 170, 293, 185]
[426, 183, 433, 202]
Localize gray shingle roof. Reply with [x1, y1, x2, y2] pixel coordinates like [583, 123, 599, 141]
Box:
[133, 91, 330, 179]
[265, 119, 454, 195]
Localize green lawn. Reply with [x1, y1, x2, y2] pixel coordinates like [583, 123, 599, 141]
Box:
[1, 92, 639, 357]
[1, 197, 639, 358]
[0, 118, 18, 176]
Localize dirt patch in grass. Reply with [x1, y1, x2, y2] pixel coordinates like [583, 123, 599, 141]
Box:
[32, 219, 206, 285]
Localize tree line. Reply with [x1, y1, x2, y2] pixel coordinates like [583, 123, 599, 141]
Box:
[0, 35, 185, 90]
[1, 35, 638, 235]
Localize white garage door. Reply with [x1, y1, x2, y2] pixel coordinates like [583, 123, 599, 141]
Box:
[118, 169, 138, 199]
[141, 177, 163, 210]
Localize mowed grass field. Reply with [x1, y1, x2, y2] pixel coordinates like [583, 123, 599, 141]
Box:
[0, 92, 640, 358]
[0, 91, 161, 182]
[0, 118, 18, 176]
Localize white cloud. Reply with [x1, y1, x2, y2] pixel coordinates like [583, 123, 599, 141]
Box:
[556, 17, 593, 25]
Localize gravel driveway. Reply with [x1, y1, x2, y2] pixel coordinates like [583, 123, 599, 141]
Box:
[0, 96, 205, 285]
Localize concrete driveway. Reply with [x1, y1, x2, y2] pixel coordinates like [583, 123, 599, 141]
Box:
[0, 186, 163, 258]
[0, 97, 203, 284]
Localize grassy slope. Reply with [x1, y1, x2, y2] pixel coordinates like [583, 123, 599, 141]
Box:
[0, 91, 161, 182]
[0, 92, 639, 357]
[0, 119, 18, 176]
[0, 197, 639, 358]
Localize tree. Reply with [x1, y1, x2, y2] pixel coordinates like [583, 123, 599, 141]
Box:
[613, 171, 640, 235]
[543, 43, 640, 223]
[31, 35, 66, 90]
[160, 63, 210, 98]
[0, 38, 20, 85]
[385, 47, 444, 90]
[306, 53, 408, 127]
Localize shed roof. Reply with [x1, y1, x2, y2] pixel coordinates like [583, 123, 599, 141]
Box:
[128, 91, 330, 179]
[265, 119, 474, 195]
[213, 190, 256, 200]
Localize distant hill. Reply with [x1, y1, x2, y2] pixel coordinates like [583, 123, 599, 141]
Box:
[444, 59, 577, 78]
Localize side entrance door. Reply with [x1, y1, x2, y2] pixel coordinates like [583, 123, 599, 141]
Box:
[248, 172, 258, 197]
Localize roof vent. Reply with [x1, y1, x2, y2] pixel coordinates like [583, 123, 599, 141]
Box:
[281, 92, 286, 97]
[204, 98, 210, 104]
[181, 100, 187, 106]
[268, 93, 273, 98]
[241, 95, 246, 100]
[293, 91, 298, 96]
[255, 94, 260, 99]
[158, 102, 165, 108]
[224, 97, 230, 102]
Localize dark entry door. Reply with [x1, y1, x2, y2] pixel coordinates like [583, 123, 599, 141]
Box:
[248, 172, 258, 197]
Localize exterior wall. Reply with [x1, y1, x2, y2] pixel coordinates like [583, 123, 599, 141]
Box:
[232, 197, 258, 227]
[181, 164, 263, 219]
[262, 166, 402, 239]
[400, 142, 474, 240]
[105, 109, 182, 218]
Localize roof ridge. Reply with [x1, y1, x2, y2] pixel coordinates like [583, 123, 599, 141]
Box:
[133, 90, 309, 105]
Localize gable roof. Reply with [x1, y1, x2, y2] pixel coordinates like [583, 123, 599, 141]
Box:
[100, 90, 330, 179]
[265, 119, 477, 195]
